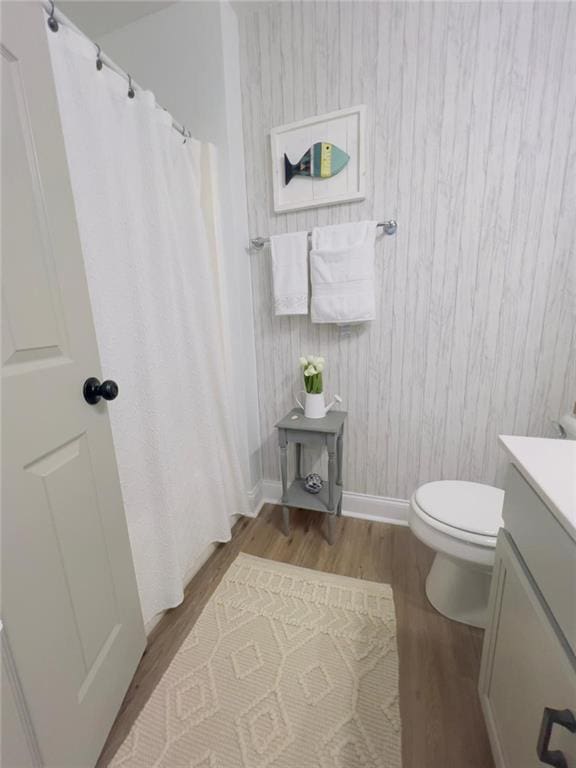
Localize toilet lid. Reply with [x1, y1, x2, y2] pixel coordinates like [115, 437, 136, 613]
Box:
[414, 481, 504, 537]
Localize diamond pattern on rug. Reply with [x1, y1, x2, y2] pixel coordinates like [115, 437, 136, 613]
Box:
[231, 640, 264, 680]
[236, 689, 293, 767]
[108, 554, 402, 768]
[167, 664, 219, 740]
[298, 663, 333, 705]
[319, 716, 380, 768]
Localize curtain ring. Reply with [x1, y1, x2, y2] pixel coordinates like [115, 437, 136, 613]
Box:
[127, 74, 135, 99]
[47, 0, 59, 32]
[96, 45, 103, 71]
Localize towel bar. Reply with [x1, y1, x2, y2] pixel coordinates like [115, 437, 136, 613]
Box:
[249, 219, 397, 250]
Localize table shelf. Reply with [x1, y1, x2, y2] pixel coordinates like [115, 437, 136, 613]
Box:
[283, 478, 342, 514]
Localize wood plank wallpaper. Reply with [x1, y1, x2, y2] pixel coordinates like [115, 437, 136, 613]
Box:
[238, 1, 576, 499]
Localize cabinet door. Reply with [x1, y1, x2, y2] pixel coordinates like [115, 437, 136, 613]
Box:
[479, 531, 576, 768]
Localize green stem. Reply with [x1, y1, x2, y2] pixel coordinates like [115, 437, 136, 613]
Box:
[304, 372, 323, 394]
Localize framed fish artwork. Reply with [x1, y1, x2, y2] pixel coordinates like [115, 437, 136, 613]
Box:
[270, 105, 366, 213]
[284, 142, 351, 184]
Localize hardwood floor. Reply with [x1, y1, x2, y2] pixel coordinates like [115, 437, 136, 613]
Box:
[98, 506, 495, 768]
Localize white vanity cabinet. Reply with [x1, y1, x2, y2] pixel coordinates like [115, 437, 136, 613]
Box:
[479, 438, 576, 768]
[480, 530, 576, 767]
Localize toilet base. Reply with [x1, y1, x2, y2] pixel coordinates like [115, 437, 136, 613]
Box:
[425, 552, 492, 629]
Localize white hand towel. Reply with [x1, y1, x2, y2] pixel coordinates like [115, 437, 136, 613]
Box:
[310, 221, 378, 324]
[270, 231, 309, 315]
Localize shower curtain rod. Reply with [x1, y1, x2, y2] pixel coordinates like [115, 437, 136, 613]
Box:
[41, 1, 191, 141]
[250, 219, 398, 249]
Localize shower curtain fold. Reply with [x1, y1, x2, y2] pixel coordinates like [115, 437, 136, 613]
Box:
[47, 19, 248, 624]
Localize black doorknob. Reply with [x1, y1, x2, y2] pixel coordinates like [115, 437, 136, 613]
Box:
[83, 377, 119, 405]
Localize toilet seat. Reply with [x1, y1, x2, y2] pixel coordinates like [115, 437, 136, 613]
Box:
[411, 481, 504, 548]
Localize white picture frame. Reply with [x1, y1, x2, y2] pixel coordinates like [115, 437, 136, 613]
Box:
[270, 105, 366, 213]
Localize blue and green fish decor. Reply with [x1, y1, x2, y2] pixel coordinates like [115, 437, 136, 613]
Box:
[284, 142, 350, 185]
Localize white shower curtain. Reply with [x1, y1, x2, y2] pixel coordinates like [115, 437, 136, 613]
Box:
[47, 19, 249, 624]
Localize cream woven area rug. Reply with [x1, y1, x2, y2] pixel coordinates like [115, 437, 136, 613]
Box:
[110, 554, 402, 768]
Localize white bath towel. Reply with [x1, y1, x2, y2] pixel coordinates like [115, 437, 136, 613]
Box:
[270, 231, 309, 315]
[310, 221, 378, 323]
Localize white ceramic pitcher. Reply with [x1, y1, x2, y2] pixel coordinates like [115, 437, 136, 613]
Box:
[295, 392, 342, 419]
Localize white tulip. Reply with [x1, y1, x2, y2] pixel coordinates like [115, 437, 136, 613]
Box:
[317, 356, 325, 365]
[304, 365, 317, 377]
[299, 357, 308, 367]
[316, 362, 324, 372]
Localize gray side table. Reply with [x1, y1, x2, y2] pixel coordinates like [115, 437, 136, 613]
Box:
[275, 408, 347, 544]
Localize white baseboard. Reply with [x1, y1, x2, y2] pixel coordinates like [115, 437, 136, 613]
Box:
[259, 479, 409, 526]
[247, 480, 264, 516]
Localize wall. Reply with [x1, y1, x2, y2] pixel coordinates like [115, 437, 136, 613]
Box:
[58, 1, 174, 39]
[239, 1, 576, 500]
[98, 2, 262, 499]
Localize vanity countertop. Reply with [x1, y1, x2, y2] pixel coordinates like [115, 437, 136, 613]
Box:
[499, 435, 576, 542]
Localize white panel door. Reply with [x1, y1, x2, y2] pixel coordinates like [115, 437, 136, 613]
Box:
[1, 4, 146, 767]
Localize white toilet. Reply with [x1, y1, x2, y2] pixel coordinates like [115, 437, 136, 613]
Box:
[409, 480, 504, 629]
